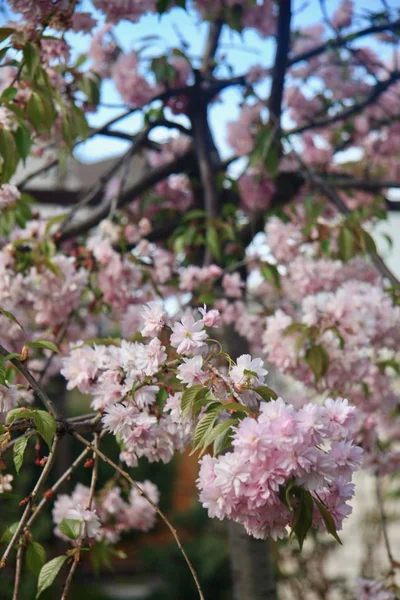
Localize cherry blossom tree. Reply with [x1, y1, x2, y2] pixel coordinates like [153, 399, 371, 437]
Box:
[0, 1, 399, 599]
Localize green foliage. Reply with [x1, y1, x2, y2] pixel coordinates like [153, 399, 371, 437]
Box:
[305, 344, 330, 382]
[13, 434, 30, 474]
[0, 308, 24, 330]
[24, 340, 60, 354]
[26, 541, 47, 576]
[260, 262, 281, 289]
[36, 555, 67, 598]
[59, 519, 81, 540]
[6, 408, 56, 448]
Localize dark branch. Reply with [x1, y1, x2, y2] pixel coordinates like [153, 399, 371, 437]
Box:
[286, 71, 400, 136]
[269, 0, 292, 128]
[58, 150, 196, 241]
[288, 19, 400, 66]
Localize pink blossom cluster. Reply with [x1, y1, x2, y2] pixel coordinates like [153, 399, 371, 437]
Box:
[180, 264, 222, 291]
[148, 137, 194, 211]
[93, 0, 157, 23]
[52, 480, 159, 543]
[356, 578, 396, 600]
[26, 256, 88, 327]
[0, 184, 20, 209]
[0, 383, 19, 413]
[112, 52, 158, 108]
[61, 304, 215, 464]
[238, 167, 275, 213]
[226, 103, 262, 156]
[89, 25, 119, 78]
[197, 398, 362, 540]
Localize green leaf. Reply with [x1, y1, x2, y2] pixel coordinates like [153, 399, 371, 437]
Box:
[338, 227, 355, 262]
[213, 425, 234, 456]
[26, 93, 46, 133]
[1, 522, 18, 543]
[360, 229, 377, 254]
[215, 402, 250, 415]
[305, 344, 329, 382]
[14, 126, 32, 162]
[0, 28, 14, 43]
[36, 555, 67, 598]
[32, 411, 56, 448]
[0, 127, 18, 182]
[6, 408, 34, 424]
[13, 435, 29, 474]
[253, 385, 278, 402]
[26, 542, 46, 576]
[181, 385, 206, 417]
[292, 490, 314, 550]
[203, 418, 237, 451]
[284, 322, 307, 336]
[314, 497, 342, 545]
[206, 225, 222, 262]
[59, 519, 81, 540]
[23, 43, 40, 79]
[1, 86, 17, 102]
[0, 308, 24, 330]
[25, 340, 59, 354]
[44, 213, 68, 236]
[191, 405, 221, 453]
[260, 263, 281, 289]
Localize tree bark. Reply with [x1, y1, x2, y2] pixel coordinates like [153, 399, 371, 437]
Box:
[228, 521, 277, 600]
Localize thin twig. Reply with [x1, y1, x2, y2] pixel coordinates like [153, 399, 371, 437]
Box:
[60, 555, 79, 600]
[26, 435, 105, 531]
[376, 477, 396, 571]
[12, 544, 24, 600]
[288, 19, 400, 66]
[0, 345, 59, 419]
[0, 436, 60, 568]
[73, 432, 205, 600]
[86, 434, 99, 510]
[60, 433, 100, 600]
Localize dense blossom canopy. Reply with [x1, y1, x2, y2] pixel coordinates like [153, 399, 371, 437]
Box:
[0, 0, 399, 599]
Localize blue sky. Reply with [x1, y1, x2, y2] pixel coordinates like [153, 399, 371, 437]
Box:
[67, 0, 361, 163]
[1, 0, 395, 163]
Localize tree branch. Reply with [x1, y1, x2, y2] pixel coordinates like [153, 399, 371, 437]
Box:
[288, 19, 400, 66]
[0, 345, 59, 419]
[73, 432, 205, 600]
[269, 0, 292, 128]
[57, 150, 195, 242]
[286, 71, 400, 136]
[201, 19, 223, 76]
[0, 436, 60, 568]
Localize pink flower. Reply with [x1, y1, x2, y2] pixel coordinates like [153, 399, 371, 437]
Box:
[140, 301, 166, 337]
[134, 385, 159, 408]
[356, 578, 396, 600]
[112, 52, 157, 108]
[199, 305, 221, 328]
[177, 356, 207, 386]
[222, 273, 244, 299]
[331, 0, 353, 30]
[170, 315, 208, 355]
[0, 184, 20, 209]
[93, 0, 156, 23]
[0, 384, 18, 412]
[71, 12, 97, 32]
[66, 505, 101, 539]
[230, 354, 268, 389]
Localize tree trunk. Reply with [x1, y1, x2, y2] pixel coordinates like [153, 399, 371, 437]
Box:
[228, 521, 277, 600]
[220, 326, 278, 600]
